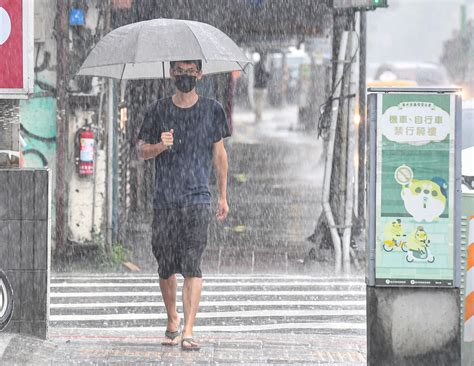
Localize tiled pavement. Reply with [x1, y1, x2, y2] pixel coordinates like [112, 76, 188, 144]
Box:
[1, 331, 366, 365]
[37, 273, 367, 364]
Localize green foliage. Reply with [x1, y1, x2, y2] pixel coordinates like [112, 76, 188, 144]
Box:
[92, 231, 129, 267]
[110, 242, 129, 264]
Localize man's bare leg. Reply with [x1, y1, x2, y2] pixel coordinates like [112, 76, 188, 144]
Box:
[182, 277, 203, 347]
[159, 274, 181, 344]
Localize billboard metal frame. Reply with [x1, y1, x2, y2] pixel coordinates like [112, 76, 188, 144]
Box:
[366, 87, 462, 288]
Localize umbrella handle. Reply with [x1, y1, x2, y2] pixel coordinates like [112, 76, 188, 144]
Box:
[167, 129, 174, 151]
[162, 62, 166, 97]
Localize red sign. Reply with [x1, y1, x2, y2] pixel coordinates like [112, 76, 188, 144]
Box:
[112, 0, 133, 9]
[0, 0, 23, 89]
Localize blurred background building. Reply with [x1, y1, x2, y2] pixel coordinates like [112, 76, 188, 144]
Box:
[19, 0, 474, 271]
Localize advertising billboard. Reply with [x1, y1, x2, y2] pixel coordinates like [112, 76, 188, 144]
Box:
[0, 0, 33, 97]
[368, 88, 462, 287]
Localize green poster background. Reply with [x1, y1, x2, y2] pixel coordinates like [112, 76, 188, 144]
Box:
[375, 93, 455, 286]
[380, 135, 450, 218]
[381, 93, 451, 114]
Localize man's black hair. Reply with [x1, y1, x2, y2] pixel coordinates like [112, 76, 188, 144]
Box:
[170, 60, 202, 71]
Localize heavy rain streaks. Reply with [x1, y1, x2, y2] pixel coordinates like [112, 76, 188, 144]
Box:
[1, 0, 471, 364]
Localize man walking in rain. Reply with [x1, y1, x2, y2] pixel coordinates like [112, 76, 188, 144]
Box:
[253, 54, 270, 122]
[137, 60, 230, 351]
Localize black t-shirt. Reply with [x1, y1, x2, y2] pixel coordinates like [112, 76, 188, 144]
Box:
[138, 96, 231, 209]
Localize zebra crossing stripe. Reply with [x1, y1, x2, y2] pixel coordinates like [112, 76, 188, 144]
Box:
[49, 300, 366, 309]
[49, 322, 366, 333]
[50, 309, 366, 322]
[51, 275, 365, 281]
[49, 275, 367, 335]
[177, 322, 367, 332]
[50, 290, 365, 298]
[50, 281, 365, 288]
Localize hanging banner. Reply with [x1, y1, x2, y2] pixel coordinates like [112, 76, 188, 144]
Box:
[0, 0, 33, 97]
[369, 89, 461, 287]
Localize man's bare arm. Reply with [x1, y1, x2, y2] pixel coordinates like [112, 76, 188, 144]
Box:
[137, 140, 167, 160]
[137, 130, 174, 160]
[212, 139, 229, 220]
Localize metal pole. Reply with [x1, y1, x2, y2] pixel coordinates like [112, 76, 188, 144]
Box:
[162, 62, 166, 97]
[106, 79, 114, 254]
[338, 36, 351, 223]
[104, 0, 113, 254]
[322, 31, 349, 275]
[54, 0, 68, 254]
[342, 14, 360, 275]
[91, 84, 105, 232]
[357, 9, 367, 231]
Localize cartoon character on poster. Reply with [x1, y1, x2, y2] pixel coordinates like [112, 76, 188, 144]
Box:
[386, 164, 448, 263]
[383, 218, 407, 252]
[395, 165, 448, 223]
[405, 226, 435, 263]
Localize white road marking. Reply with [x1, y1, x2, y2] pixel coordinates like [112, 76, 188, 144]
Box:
[50, 281, 364, 288]
[50, 322, 366, 333]
[52, 275, 365, 281]
[192, 322, 367, 332]
[49, 300, 366, 309]
[49, 275, 367, 334]
[50, 309, 366, 322]
[50, 290, 365, 298]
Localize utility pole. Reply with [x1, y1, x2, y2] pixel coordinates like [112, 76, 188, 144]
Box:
[342, 13, 360, 274]
[105, 0, 114, 255]
[54, 0, 69, 255]
[357, 9, 367, 230]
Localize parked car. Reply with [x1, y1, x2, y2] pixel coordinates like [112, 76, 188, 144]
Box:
[374, 62, 451, 87]
[462, 99, 474, 193]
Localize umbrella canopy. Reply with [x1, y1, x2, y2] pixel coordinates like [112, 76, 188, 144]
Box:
[77, 18, 251, 80]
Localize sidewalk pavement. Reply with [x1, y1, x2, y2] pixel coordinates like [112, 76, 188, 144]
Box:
[231, 105, 317, 146]
[1, 105, 365, 364]
[1, 330, 366, 365]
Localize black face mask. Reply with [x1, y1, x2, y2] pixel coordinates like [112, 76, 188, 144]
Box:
[174, 75, 197, 93]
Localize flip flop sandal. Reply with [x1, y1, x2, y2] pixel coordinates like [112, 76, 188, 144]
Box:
[161, 321, 182, 346]
[181, 337, 200, 351]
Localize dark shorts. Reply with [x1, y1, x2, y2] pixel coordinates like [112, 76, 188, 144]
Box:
[151, 204, 211, 279]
